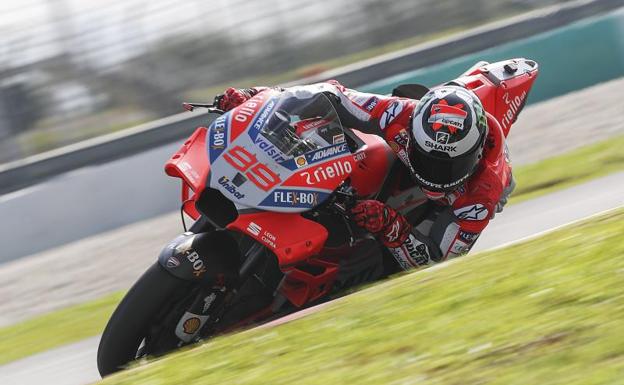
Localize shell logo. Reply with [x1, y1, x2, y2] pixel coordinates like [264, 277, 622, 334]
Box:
[295, 155, 308, 168]
[183, 317, 201, 334]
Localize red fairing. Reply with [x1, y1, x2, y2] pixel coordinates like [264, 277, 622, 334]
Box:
[454, 58, 539, 137]
[228, 89, 280, 142]
[280, 258, 339, 307]
[226, 212, 328, 269]
[349, 130, 395, 197]
[165, 127, 210, 219]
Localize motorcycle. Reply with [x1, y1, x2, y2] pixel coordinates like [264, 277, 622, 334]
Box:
[97, 58, 538, 376]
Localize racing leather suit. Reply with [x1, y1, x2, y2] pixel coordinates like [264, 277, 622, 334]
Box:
[217, 81, 515, 270]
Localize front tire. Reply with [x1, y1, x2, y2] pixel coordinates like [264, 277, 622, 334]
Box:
[97, 262, 186, 377]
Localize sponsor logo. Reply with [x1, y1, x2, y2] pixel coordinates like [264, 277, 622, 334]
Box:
[182, 317, 201, 334]
[332, 134, 345, 144]
[436, 132, 450, 144]
[233, 100, 261, 123]
[363, 96, 379, 111]
[425, 140, 456, 152]
[415, 172, 469, 191]
[459, 231, 478, 242]
[296, 118, 328, 132]
[179, 162, 200, 183]
[504, 143, 511, 164]
[501, 90, 527, 129]
[389, 236, 430, 269]
[166, 256, 180, 268]
[385, 221, 401, 243]
[454, 204, 489, 221]
[300, 160, 352, 185]
[202, 292, 217, 313]
[396, 149, 412, 168]
[210, 116, 228, 149]
[380, 101, 403, 129]
[354, 151, 366, 162]
[261, 231, 277, 248]
[404, 238, 430, 266]
[273, 190, 319, 207]
[232, 172, 247, 187]
[450, 239, 470, 255]
[254, 135, 287, 162]
[428, 99, 468, 134]
[218, 176, 245, 199]
[247, 222, 262, 236]
[393, 130, 409, 147]
[295, 155, 308, 168]
[251, 99, 276, 130]
[390, 248, 413, 271]
[186, 251, 207, 277]
[309, 143, 348, 162]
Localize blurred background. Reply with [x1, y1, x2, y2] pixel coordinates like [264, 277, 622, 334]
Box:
[1, 1, 624, 384]
[0, 0, 574, 163]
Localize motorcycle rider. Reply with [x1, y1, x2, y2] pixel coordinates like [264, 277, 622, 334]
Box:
[214, 81, 515, 270]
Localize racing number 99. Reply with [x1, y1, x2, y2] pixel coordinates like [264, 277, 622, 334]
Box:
[223, 146, 280, 191]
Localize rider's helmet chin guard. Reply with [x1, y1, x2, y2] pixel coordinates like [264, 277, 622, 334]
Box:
[408, 85, 488, 193]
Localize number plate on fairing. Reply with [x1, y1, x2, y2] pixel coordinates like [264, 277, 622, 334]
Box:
[207, 88, 354, 213]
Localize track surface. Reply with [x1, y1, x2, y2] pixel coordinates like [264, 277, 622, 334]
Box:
[1, 172, 623, 385]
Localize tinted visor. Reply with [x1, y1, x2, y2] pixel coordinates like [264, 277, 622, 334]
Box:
[409, 147, 480, 192]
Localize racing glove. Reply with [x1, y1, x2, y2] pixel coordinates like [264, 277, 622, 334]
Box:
[351, 200, 411, 248]
[214, 87, 259, 111]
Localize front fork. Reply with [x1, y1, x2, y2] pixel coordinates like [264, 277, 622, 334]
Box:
[167, 238, 267, 343]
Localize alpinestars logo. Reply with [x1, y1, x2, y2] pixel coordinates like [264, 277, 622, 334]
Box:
[454, 204, 489, 221]
[428, 99, 467, 134]
[380, 101, 403, 129]
[385, 221, 401, 243]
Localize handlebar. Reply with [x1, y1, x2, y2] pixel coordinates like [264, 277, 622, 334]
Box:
[183, 102, 224, 115]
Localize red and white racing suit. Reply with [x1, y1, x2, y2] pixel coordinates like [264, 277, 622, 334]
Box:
[317, 80, 514, 269]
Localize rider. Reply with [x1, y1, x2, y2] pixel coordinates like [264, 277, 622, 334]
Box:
[214, 81, 515, 270]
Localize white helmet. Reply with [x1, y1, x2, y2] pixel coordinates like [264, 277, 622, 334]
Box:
[409, 85, 488, 191]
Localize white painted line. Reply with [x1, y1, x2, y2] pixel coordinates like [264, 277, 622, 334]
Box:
[0, 185, 43, 204]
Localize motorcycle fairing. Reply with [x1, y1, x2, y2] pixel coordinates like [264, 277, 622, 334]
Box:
[207, 90, 354, 213]
[165, 126, 210, 219]
[226, 211, 328, 269]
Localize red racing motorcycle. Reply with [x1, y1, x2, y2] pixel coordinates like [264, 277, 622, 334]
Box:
[97, 58, 538, 376]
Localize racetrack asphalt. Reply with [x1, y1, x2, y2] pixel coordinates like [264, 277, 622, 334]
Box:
[1, 171, 623, 385]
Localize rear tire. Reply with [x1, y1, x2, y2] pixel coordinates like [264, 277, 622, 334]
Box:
[97, 262, 186, 377]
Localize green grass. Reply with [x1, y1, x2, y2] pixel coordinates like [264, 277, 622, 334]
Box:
[0, 291, 124, 365]
[510, 135, 624, 203]
[100, 208, 624, 385]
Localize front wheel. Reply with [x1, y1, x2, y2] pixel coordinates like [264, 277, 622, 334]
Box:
[97, 262, 189, 377]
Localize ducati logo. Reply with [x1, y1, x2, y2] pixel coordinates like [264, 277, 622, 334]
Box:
[428, 99, 467, 134]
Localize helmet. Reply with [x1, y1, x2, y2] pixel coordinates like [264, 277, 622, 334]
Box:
[408, 85, 488, 192]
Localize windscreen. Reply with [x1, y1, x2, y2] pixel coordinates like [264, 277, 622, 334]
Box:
[250, 90, 346, 161]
